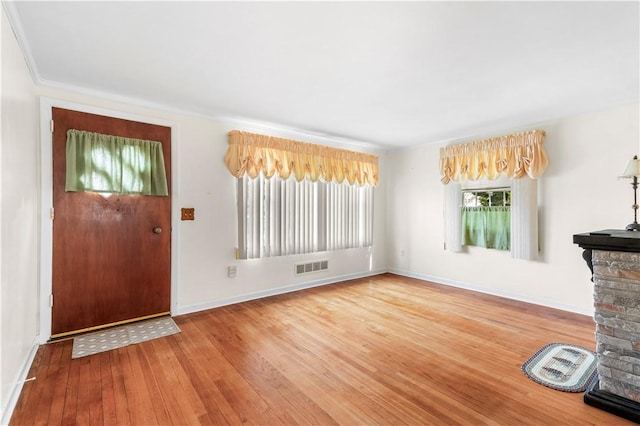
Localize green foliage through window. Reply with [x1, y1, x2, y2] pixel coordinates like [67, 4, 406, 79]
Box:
[462, 189, 510, 207]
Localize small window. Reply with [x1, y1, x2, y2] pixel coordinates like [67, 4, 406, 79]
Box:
[65, 129, 168, 196]
[462, 188, 511, 207]
[461, 188, 511, 250]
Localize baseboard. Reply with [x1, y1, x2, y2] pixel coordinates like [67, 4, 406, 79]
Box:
[175, 269, 387, 316]
[387, 268, 594, 317]
[1, 337, 39, 426]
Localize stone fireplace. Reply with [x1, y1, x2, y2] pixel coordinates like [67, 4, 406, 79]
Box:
[574, 229, 640, 423]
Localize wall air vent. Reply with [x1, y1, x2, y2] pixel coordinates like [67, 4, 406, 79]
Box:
[295, 260, 328, 275]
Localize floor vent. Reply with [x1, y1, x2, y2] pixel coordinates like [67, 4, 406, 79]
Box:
[295, 260, 328, 275]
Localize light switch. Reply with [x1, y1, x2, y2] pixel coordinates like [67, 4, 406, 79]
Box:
[181, 208, 195, 221]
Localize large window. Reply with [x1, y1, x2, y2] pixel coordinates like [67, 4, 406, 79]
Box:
[237, 174, 374, 259]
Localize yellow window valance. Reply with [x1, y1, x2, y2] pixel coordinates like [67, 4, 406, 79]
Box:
[440, 129, 548, 184]
[224, 130, 379, 186]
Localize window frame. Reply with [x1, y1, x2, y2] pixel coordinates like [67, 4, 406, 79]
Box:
[462, 187, 511, 208]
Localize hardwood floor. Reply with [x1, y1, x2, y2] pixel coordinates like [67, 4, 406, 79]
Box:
[10, 273, 634, 425]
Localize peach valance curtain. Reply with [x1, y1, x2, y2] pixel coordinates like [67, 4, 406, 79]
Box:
[440, 130, 548, 184]
[224, 130, 378, 186]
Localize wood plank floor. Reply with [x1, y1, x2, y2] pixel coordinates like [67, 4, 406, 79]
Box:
[10, 273, 634, 425]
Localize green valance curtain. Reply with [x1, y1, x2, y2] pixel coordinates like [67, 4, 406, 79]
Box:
[65, 129, 168, 196]
[461, 206, 510, 250]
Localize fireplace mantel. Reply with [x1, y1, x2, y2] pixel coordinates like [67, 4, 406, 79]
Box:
[574, 229, 640, 252]
[574, 229, 640, 423]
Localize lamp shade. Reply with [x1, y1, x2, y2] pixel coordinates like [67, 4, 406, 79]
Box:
[620, 156, 640, 178]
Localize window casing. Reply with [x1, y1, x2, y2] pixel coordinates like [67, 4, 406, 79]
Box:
[237, 174, 374, 259]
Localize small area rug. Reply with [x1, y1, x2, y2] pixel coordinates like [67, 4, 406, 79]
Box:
[72, 316, 180, 359]
[521, 343, 597, 392]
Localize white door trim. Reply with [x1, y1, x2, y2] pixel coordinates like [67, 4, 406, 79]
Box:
[38, 97, 180, 344]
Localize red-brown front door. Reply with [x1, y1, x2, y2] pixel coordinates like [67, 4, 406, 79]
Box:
[51, 107, 171, 338]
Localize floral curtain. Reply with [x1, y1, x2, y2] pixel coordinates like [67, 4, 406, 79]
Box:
[224, 130, 378, 186]
[440, 130, 548, 184]
[65, 129, 168, 196]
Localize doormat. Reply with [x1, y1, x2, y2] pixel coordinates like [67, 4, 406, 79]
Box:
[521, 343, 597, 392]
[72, 316, 180, 359]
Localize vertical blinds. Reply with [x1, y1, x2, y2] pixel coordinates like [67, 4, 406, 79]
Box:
[237, 174, 374, 259]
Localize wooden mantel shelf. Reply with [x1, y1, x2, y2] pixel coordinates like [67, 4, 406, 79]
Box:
[573, 229, 640, 253]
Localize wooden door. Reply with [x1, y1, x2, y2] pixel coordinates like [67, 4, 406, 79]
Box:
[51, 107, 171, 338]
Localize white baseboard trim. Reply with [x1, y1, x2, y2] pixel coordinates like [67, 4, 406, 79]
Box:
[387, 268, 594, 317]
[175, 269, 387, 316]
[1, 337, 39, 426]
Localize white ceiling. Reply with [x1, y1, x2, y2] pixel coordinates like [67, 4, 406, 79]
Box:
[5, 1, 639, 149]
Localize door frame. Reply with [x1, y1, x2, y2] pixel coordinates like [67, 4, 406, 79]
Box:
[38, 97, 180, 344]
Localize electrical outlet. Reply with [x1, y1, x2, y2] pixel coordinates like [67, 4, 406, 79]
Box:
[228, 265, 237, 278]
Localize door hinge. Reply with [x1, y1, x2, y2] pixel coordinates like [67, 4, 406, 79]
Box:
[50, 119, 54, 133]
[50, 207, 54, 220]
[49, 294, 54, 307]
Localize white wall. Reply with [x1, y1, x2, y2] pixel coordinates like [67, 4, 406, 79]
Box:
[386, 103, 640, 315]
[0, 7, 39, 423]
